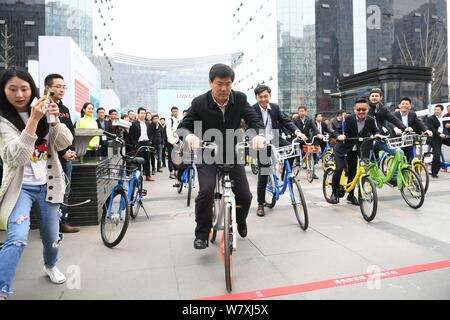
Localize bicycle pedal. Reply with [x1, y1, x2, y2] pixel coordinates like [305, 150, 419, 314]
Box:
[141, 189, 148, 196]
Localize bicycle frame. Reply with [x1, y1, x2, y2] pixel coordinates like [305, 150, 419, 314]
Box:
[369, 148, 410, 189]
[339, 165, 367, 194]
[107, 166, 128, 219]
[267, 159, 294, 202]
[127, 169, 143, 207]
[213, 170, 237, 250]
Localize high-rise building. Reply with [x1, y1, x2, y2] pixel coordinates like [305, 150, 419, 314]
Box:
[0, 0, 45, 70]
[92, 0, 116, 90]
[112, 53, 231, 116]
[233, 0, 448, 117]
[45, 0, 93, 57]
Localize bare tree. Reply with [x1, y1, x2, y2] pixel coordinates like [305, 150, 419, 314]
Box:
[0, 24, 14, 69]
[396, 9, 447, 102]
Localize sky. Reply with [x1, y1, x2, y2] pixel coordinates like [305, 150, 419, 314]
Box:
[113, 0, 235, 59]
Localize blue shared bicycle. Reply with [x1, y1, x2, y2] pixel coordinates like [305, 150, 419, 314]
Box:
[177, 150, 197, 207]
[100, 131, 153, 248]
[264, 138, 309, 230]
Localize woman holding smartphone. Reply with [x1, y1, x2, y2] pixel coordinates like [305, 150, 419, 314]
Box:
[0, 67, 73, 299]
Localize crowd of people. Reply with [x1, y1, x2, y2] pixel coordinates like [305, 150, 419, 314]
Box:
[0, 63, 449, 299]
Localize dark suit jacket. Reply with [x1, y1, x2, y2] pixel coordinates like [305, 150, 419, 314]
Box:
[369, 103, 406, 133]
[335, 114, 380, 156]
[314, 121, 332, 136]
[426, 115, 444, 144]
[253, 103, 298, 146]
[294, 117, 318, 139]
[129, 120, 152, 147]
[96, 119, 112, 133]
[178, 90, 264, 163]
[393, 111, 427, 134]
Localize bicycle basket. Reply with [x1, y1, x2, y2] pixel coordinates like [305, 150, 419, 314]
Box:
[302, 145, 322, 154]
[272, 143, 302, 162]
[100, 164, 131, 182]
[412, 134, 428, 145]
[385, 135, 414, 149]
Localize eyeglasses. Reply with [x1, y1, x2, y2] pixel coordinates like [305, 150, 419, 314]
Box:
[52, 85, 67, 90]
[356, 108, 368, 112]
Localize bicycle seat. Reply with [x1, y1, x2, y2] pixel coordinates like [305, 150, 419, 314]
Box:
[126, 157, 145, 166]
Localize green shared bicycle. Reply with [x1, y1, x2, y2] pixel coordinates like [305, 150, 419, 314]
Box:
[368, 135, 425, 209]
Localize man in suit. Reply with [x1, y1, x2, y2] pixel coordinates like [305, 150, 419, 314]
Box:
[179, 64, 266, 250]
[96, 107, 112, 157]
[252, 85, 306, 217]
[426, 105, 450, 178]
[368, 88, 406, 157]
[394, 97, 432, 162]
[313, 113, 332, 176]
[295, 106, 318, 141]
[330, 98, 382, 205]
[129, 107, 155, 182]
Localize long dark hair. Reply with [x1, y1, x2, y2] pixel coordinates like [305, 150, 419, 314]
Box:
[0, 67, 49, 145]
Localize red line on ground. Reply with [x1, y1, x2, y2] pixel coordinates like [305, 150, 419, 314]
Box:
[197, 260, 450, 300]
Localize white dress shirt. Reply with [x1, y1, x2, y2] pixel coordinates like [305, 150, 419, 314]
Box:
[259, 104, 274, 142]
[138, 120, 149, 142]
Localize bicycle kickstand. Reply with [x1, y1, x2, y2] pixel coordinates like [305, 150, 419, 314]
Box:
[140, 201, 150, 219]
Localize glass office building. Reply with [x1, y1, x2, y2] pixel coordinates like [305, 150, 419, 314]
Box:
[45, 0, 93, 57]
[0, 0, 45, 70]
[112, 53, 232, 115]
[233, 0, 448, 118]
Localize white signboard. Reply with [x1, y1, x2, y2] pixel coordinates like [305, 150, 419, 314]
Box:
[157, 89, 205, 118]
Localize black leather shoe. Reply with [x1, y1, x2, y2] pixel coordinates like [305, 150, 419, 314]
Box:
[330, 191, 339, 204]
[347, 194, 360, 206]
[194, 238, 208, 250]
[237, 222, 248, 238]
[313, 174, 319, 180]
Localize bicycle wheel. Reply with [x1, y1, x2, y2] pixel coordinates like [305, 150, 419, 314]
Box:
[101, 189, 130, 248]
[412, 162, 429, 195]
[210, 198, 219, 244]
[322, 151, 334, 171]
[222, 203, 233, 293]
[177, 175, 183, 194]
[400, 168, 425, 209]
[381, 155, 394, 176]
[307, 153, 315, 183]
[323, 168, 335, 203]
[291, 157, 301, 178]
[358, 176, 378, 222]
[290, 178, 309, 230]
[265, 174, 277, 209]
[187, 168, 194, 207]
[130, 176, 143, 219]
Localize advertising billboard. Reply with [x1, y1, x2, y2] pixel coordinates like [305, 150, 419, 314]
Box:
[157, 89, 204, 117]
[38, 36, 101, 122]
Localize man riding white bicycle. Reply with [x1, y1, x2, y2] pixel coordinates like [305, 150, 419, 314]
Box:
[177, 64, 265, 250]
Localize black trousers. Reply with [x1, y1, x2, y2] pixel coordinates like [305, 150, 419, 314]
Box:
[99, 138, 109, 157]
[332, 150, 358, 196]
[195, 164, 253, 240]
[256, 147, 294, 205]
[167, 145, 176, 172]
[430, 138, 450, 176]
[137, 141, 152, 177]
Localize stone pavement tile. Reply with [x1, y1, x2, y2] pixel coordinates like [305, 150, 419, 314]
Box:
[12, 265, 180, 300]
[175, 256, 289, 300]
[266, 246, 374, 285]
[61, 266, 180, 300]
[247, 224, 337, 256]
[170, 233, 264, 268]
